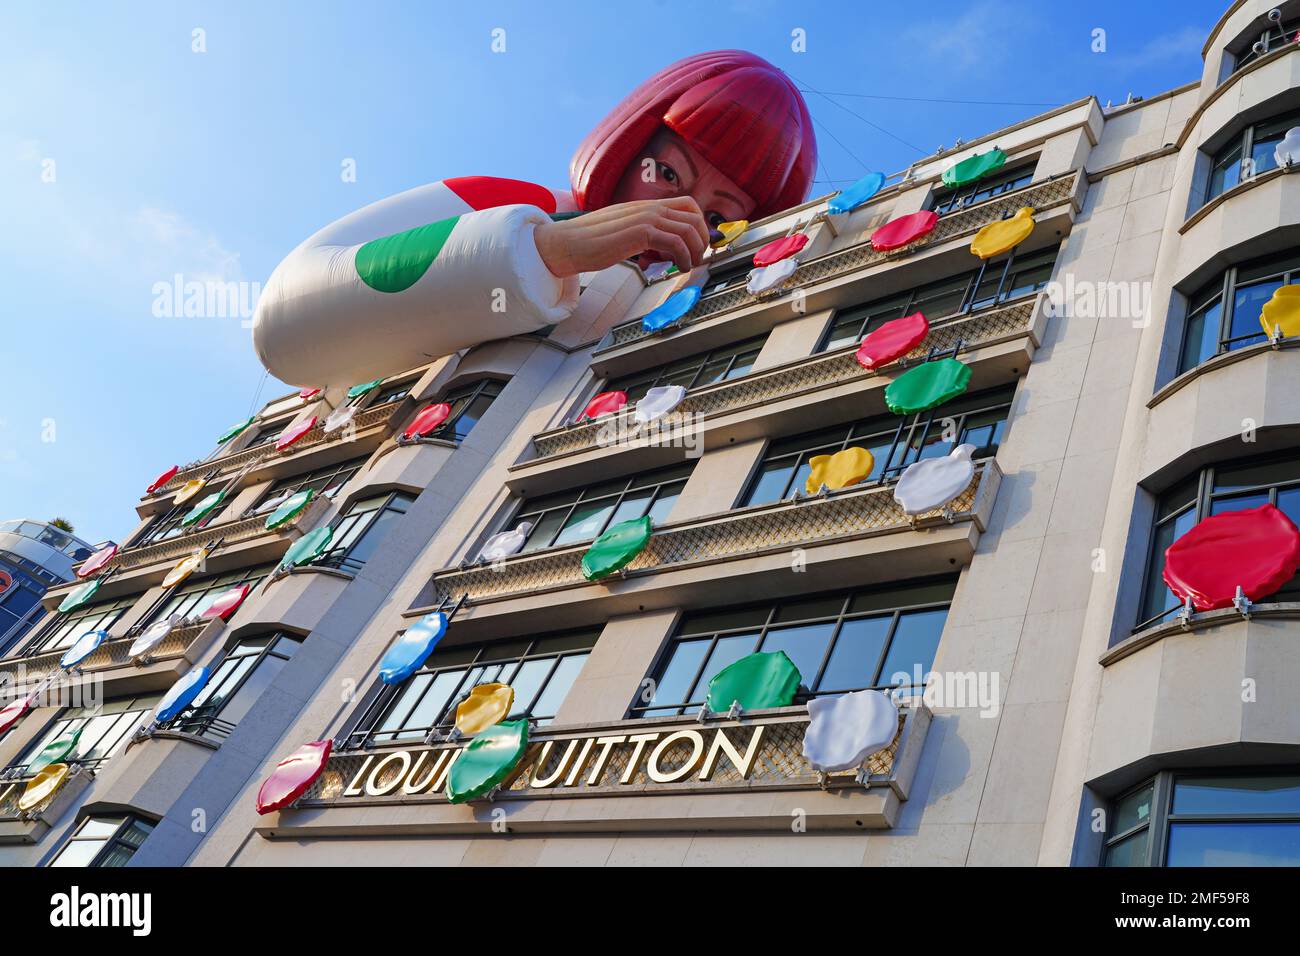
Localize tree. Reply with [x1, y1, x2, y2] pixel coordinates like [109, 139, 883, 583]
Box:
[49, 517, 75, 534]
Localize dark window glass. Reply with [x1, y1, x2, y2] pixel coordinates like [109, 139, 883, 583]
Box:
[930, 163, 1036, 215]
[1175, 253, 1300, 374]
[739, 385, 1014, 506]
[248, 456, 368, 515]
[439, 379, 504, 442]
[314, 492, 416, 574]
[354, 630, 597, 744]
[819, 248, 1057, 352]
[24, 595, 138, 655]
[10, 695, 160, 773]
[49, 815, 155, 868]
[1136, 454, 1300, 630]
[1203, 109, 1300, 206]
[606, 334, 767, 404]
[638, 579, 956, 716]
[132, 481, 231, 546]
[141, 563, 274, 628]
[165, 633, 301, 740]
[512, 464, 692, 553]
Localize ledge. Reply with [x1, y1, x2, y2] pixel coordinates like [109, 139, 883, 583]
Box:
[1101, 601, 1300, 667]
[1178, 163, 1296, 236]
[1149, 335, 1300, 408]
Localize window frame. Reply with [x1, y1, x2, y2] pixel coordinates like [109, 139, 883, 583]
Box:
[929, 162, 1037, 216]
[162, 631, 302, 740]
[21, 594, 139, 656]
[1104, 768, 1300, 867]
[313, 490, 416, 574]
[816, 246, 1058, 353]
[342, 628, 599, 747]
[48, 814, 156, 868]
[133, 563, 275, 632]
[736, 383, 1016, 507]
[604, 333, 768, 404]
[1134, 452, 1300, 631]
[245, 455, 369, 516]
[8, 694, 160, 774]
[632, 578, 957, 718]
[1201, 107, 1300, 207]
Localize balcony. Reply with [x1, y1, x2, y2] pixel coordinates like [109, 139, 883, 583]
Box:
[0, 619, 207, 694]
[145, 401, 401, 498]
[528, 297, 1039, 464]
[428, 459, 999, 611]
[596, 170, 1080, 355]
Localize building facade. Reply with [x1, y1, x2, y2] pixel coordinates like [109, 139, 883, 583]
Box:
[4, 0, 1300, 867]
[0, 521, 95, 658]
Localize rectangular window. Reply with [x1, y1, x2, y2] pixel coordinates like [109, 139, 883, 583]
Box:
[1176, 249, 1300, 374]
[818, 247, 1058, 352]
[350, 630, 597, 745]
[636, 579, 956, 717]
[700, 259, 754, 298]
[10, 694, 160, 774]
[247, 455, 368, 515]
[138, 563, 275, 630]
[23, 595, 139, 656]
[739, 384, 1014, 507]
[1105, 771, 1300, 866]
[438, 379, 504, 442]
[1136, 453, 1300, 630]
[510, 463, 693, 554]
[132, 481, 232, 546]
[1203, 109, 1300, 206]
[243, 418, 293, 449]
[930, 163, 1036, 215]
[49, 815, 155, 868]
[315, 491, 416, 574]
[605, 334, 767, 404]
[358, 376, 419, 408]
[163, 632, 301, 740]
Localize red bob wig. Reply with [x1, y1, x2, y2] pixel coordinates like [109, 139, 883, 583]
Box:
[570, 50, 817, 220]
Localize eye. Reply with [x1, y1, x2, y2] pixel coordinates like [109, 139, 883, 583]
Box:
[706, 211, 725, 227]
[656, 162, 680, 186]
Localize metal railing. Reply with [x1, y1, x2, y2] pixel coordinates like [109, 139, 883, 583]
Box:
[597, 170, 1079, 353]
[429, 460, 996, 605]
[147, 401, 402, 497]
[530, 297, 1038, 461]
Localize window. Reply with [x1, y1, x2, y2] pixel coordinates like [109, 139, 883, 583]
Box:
[349, 630, 597, 745]
[162, 632, 301, 740]
[138, 563, 274, 629]
[1136, 453, 1300, 631]
[132, 483, 230, 546]
[1176, 249, 1300, 375]
[361, 377, 419, 407]
[23, 595, 138, 656]
[244, 418, 292, 448]
[49, 815, 155, 868]
[930, 163, 1035, 215]
[247, 455, 368, 515]
[819, 247, 1058, 352]
[740, 385, 1014, 507]
[1202, 109, 1300, 206]
[1220, 7, 1300, 81]
[438, 379, 504, 442]
[9, 695, 159, 774]
[606, 334, 767, 404]
[636, 579, 956, 717]
[700, 259, 754, 298]
[510, 463, 692, 553]
[315, 492, 416, 574]
[0, 561, 47, 655]
[1104, 771, 1300, 866]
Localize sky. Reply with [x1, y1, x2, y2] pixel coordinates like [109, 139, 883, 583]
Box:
[0, 0, 1229, 545]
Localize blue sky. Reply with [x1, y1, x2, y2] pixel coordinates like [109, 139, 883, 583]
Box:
[0, 0, 1227, 545]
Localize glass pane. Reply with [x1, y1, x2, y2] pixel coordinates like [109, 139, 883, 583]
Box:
[551, 499, 617, 547]
[528, 654, 589, 722]
[758, 623, 835, 689]
[678, 607, 771, 635]
[1277, 486, 1300, 530]
[506, 658, 552, 715]
[744, 459, 797, 506]
[212, 655, 290, 726]
[877, 609, 949, 688]
[1173, 775, 1300, 814]
[690, 633, 760, 700]
[774, 595, 847, 623]
[646, 485, 683, 526]
[1208, 144, 1242, 200]
[521, 508, 569, 552]
[77, 817, 125, 839]
[1113, 783, 1154, 833]
[1229, 279, 1278, 348]
[1208, 491, 1269, 516]
[818, 616, 892, 691]
[1103, 830, 1150, 867]
[1181, 301, 1219, 373]
[651, 640, 710, 709]
[395, 671, 465, 737]
[50, 839, 107, 868]
[606, 488, 654, 528]
[1167, 822, 1300, 866]
[96, 845, 139, 868]
[340, 507, 405, 568]
[1215, 457, 1300, 491]
[1141, 508, 1196, 622]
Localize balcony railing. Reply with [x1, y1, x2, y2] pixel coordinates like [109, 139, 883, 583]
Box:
[147, 401, 401, 497]
[102, 496, 319, 574]
[429, 460, 997, 606]
[0, 620, 205, 693]
[597, 170, 1079, 353]
[530, 297, 1038, 462]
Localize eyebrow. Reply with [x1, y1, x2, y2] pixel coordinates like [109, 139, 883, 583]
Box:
[662, 141, 698, 182]
[713, 189, 745, 210]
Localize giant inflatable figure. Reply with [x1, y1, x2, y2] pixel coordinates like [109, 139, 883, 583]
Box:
[252, 51, 817, 387]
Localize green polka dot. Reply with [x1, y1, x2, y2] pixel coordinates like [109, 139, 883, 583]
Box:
[355, 215, 460, 293]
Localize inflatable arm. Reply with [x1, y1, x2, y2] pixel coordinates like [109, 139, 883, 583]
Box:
[252, 176, 581, 387]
